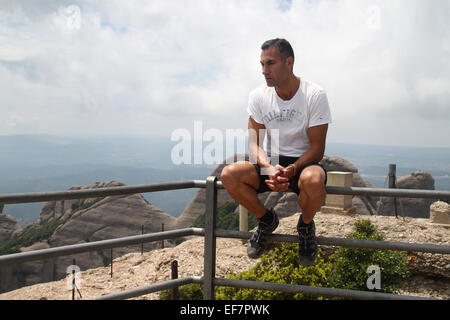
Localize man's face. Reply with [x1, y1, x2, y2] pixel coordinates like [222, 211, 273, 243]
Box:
[260, 46, 292, 87]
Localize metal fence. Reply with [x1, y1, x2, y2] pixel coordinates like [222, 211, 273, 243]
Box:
[0, 177, 449, 300]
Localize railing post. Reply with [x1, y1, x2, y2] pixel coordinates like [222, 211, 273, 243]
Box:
[110, 248, 113, 278]
[171, 260, 179, 300]
[203, 176, 217, 300]
[239, 205, 248, 232]
[239, 205, 248, 244]
[161, 223, 165, 249]
[141, 224, 144, 255]
[72, 258, 76, 300]
[389, 164, 398, 218]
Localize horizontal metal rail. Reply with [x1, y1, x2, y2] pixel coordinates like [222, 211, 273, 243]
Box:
[1, 177, 449, 301]
[213, 278, 435, 300]
[93, 276, 203, 300]
[1, 181, 450, 205]
[326, 186, 450, 200]
[0, 181, 207, 205]
[0, 228, 204, 267]
[1, 227, 448, 268]
[93, 275, 438, 301]
[215, 230, 450, 254]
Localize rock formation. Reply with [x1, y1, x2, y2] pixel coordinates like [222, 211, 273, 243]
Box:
[0, 213, 22, 243]
[376, 171, 436, 218]
[0, 181, 176, 293]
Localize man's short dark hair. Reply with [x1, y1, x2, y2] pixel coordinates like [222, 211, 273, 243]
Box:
[261, 38, 294, 61]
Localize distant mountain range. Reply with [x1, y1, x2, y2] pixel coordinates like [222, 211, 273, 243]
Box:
[1, 134, 449, 226]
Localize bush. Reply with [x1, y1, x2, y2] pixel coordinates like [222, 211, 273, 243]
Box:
[330, 219, 410, 293]
[215, 243, 333, 300]
[159, 219, 410, 300]
[159, 283, 204, 300]
[159, 244, 333, 300]
[0, 217, 64, 255]
[192, 201, 258, 231]
[0, 198, 105, 255]
[71, 197, 104, 213]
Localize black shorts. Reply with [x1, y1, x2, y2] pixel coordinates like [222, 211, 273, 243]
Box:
[252, 156, 327, 195]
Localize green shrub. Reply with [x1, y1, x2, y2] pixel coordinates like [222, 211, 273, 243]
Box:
[159, 283, 204, 300]
[192, 201, 258, 231]
[168, 237, 187, 246]
[159, 244, 333, 300]
[71, 197, 104, 213]
[0, 198, 105, 255]
[71, 202, 80, 211]
[215, 243, 333, 300]
[160, 219, 410, 300]
[0, 217, 64, 255]
[330, 219, 410, 293]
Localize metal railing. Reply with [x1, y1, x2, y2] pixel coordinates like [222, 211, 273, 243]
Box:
[0, 177, 449, 300]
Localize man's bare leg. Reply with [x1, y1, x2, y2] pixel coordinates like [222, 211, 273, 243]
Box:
[221, 161, 279, 259]
[297, 165, 327, 223]
[296, 165, 326, 266]
[220, 161, 267, 218]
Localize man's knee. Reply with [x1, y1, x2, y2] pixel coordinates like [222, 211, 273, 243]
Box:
[221, 162, 244, 186]
[220, 164, 235, 186]
[299, 167, 326, 193]
[221, 162, 258, 189]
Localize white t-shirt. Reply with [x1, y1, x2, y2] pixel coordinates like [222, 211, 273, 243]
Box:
[247, 78, 332, 157]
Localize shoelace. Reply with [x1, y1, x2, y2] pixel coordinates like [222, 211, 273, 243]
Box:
[252, 228, 262, 244]
[251, 222, 270, 245]
[298, 226, 315, 252]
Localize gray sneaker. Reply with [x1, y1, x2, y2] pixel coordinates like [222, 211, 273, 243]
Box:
[247, 209, 279, 259]
[297, 217, 318, 267]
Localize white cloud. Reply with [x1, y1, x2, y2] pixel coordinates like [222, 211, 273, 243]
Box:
[0, 0, 449, 147]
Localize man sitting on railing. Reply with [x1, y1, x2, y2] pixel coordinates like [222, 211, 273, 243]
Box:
[221, 38, 332, 266]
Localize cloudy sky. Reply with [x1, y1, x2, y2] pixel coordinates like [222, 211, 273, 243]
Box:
[0, 0, 449, 148]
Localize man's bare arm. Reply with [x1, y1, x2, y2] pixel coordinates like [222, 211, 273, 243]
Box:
[248, 117, 271, 169]
[276, 124, 328, 179]
[249, 117, 290, 191]
[290, 124, 328, 176]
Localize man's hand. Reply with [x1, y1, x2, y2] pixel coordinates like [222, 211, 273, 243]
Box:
[264, 165, 291, 192]
[277, 164, 296, 179]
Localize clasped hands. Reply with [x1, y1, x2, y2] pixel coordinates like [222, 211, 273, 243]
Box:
[263, 164, 296, 192]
